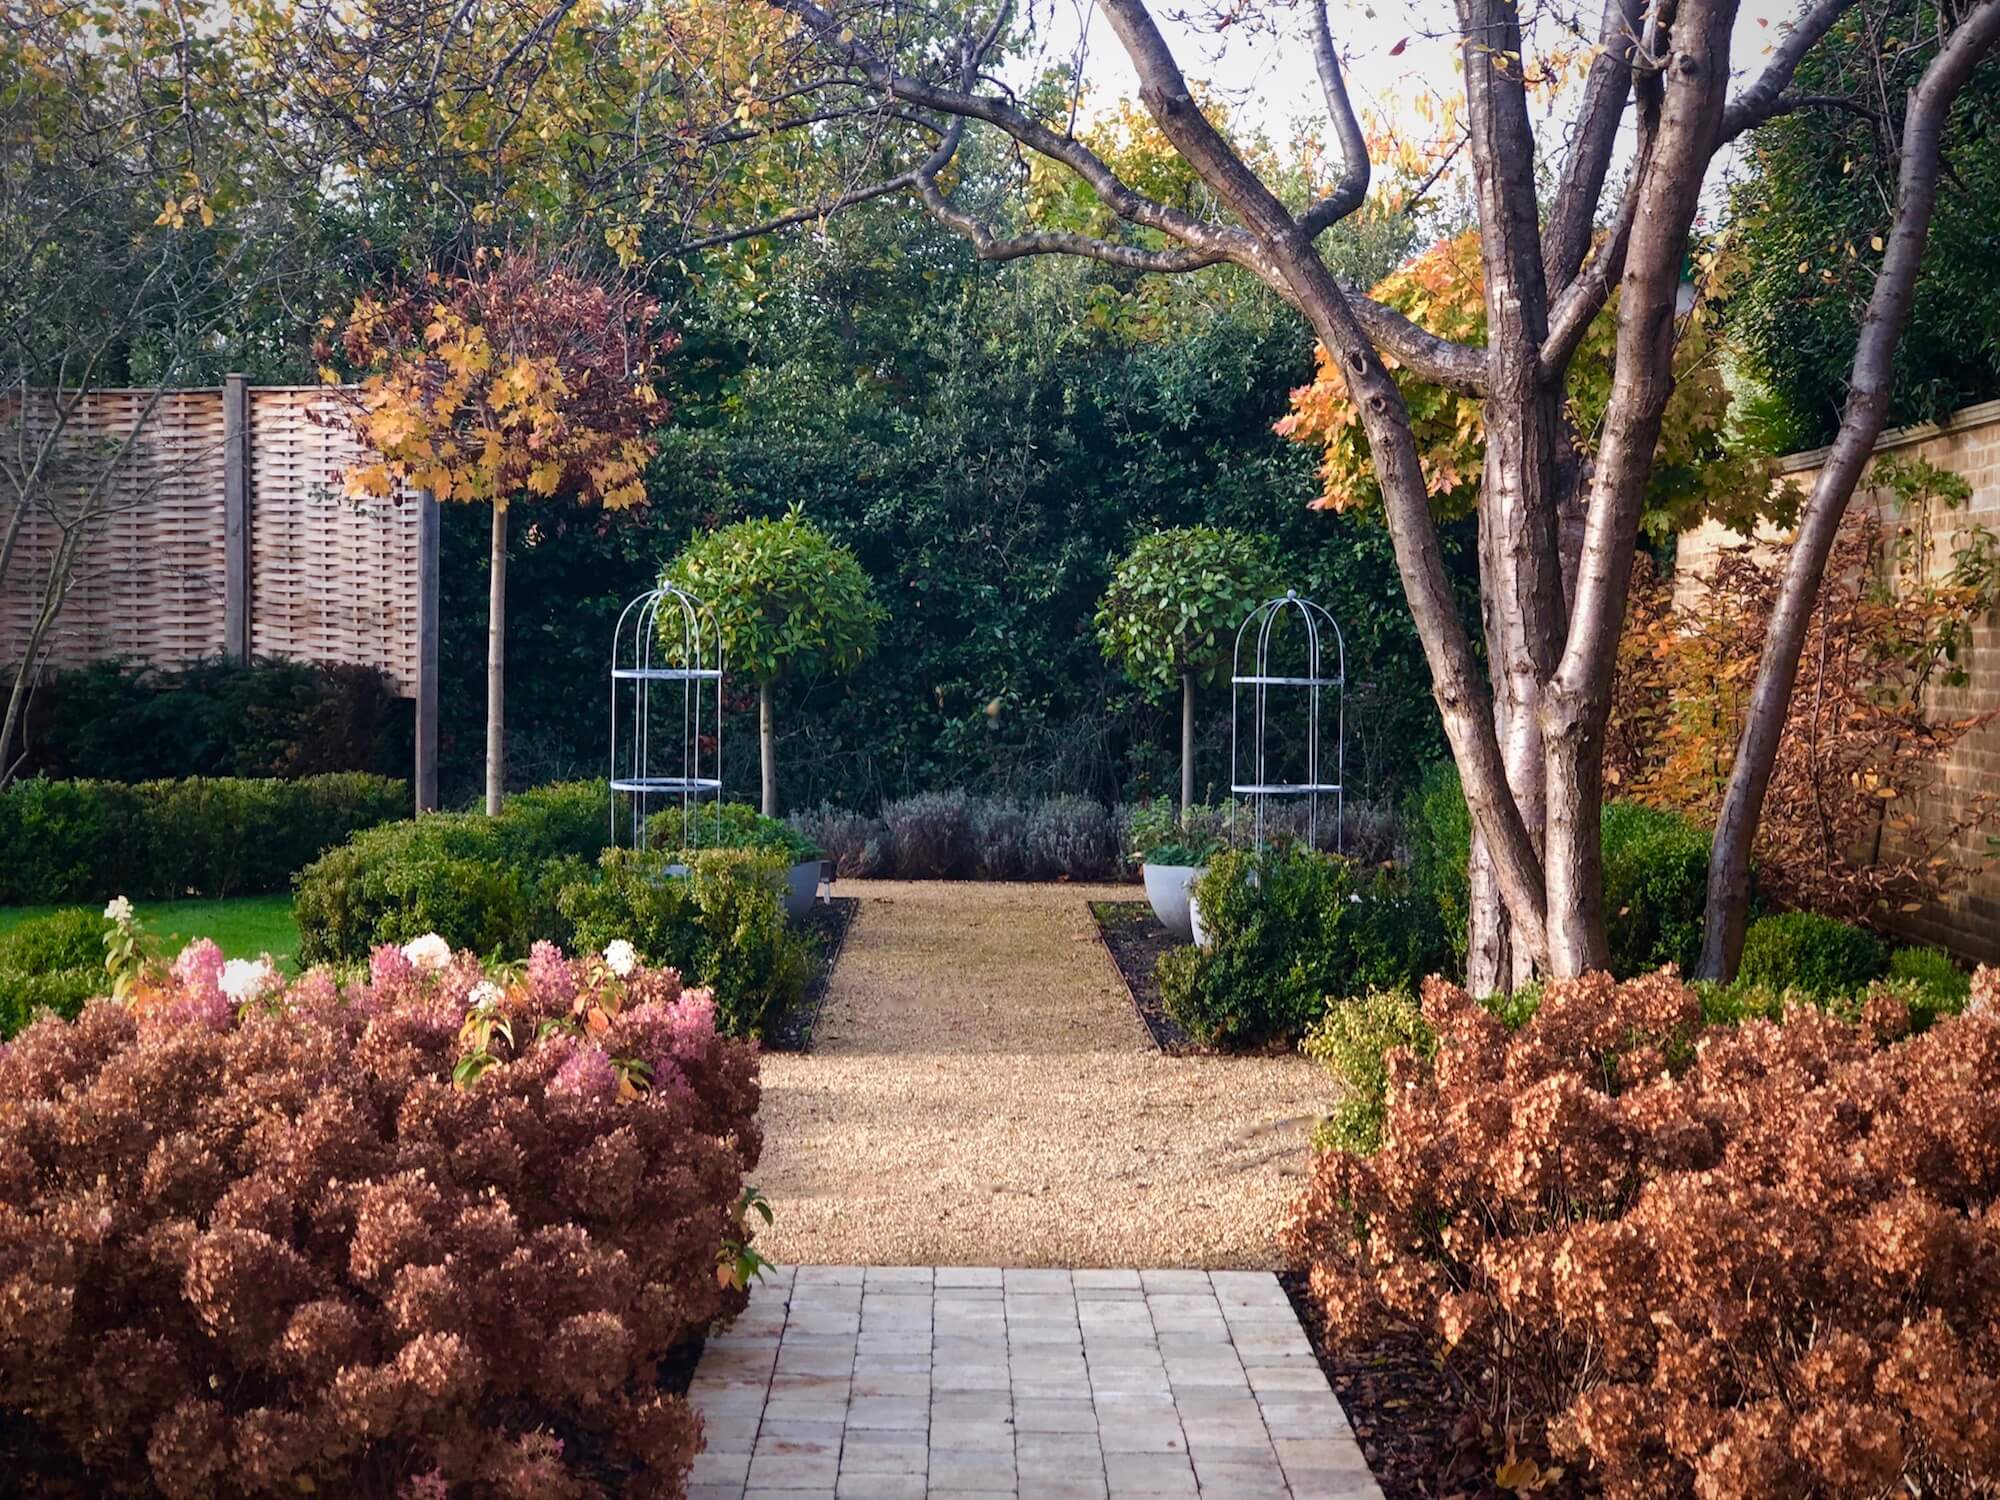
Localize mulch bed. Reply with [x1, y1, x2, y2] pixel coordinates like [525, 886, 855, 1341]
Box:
[1280, 1270, 1594, 1500]
[1089, 899, 1200, 1054]
[762, 895, 858, 1053]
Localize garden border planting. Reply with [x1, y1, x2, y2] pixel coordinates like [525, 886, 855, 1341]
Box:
[1090, 898, 1199, 1054]
[759, 894, 858, 1053]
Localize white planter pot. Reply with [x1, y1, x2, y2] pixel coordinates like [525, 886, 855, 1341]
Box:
[784, 859, 825, 921]
[1142, 863, 1205, 944]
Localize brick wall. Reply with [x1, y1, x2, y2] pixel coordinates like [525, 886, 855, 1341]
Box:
[1676, 398, 2000, 962]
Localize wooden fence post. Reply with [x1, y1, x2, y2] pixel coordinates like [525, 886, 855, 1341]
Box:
[415, 489, 441, 814]
[222, 374, 251, 663]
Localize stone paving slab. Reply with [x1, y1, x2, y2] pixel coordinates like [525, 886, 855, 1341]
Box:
[687, 1266, 1381, 1499]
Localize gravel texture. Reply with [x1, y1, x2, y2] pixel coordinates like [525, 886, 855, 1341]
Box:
[756, 881, 1327, 1269]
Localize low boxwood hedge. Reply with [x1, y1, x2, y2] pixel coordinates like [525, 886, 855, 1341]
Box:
[295, 785, 812, 1036]
[0, 906, 108, 1039]
[1158, 847, 1449, 1049]
[0, 772, 407, 903]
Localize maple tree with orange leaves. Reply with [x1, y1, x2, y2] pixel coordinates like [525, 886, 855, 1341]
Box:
[337, 249, 674, 812]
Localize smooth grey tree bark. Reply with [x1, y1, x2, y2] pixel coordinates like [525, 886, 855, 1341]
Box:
[1181, 672, 1196, 821]
[758, 678, 779, 818]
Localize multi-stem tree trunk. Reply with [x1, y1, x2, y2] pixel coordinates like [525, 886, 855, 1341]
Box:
[1180, 671, 1195, 820]
[485, 502, 507, 816]
[758, 679, 779, 817]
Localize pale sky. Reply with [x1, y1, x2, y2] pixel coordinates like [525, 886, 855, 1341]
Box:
[1012, 0, 1806, 214]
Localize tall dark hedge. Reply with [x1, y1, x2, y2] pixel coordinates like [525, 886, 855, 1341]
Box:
[1725, 0, 2000, 451]
[8, 657, 411, 782]
[435, 217, 1474, 811]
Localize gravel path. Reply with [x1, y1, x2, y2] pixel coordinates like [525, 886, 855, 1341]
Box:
[755, 881, 1328, 1269]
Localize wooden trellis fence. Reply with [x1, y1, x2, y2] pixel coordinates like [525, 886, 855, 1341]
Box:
[0, 376, 441, 809]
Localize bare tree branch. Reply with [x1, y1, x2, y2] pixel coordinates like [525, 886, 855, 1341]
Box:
[1720, 0, 1862, 140]
[1544, 0, 1644, 293]
[1298, 0, 1370, 233]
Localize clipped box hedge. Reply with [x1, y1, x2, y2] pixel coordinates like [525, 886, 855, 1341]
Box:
[0, 773, 407, 904]
[295, 785, 810, 1037]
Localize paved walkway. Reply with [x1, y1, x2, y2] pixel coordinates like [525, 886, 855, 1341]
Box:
[755, 882, 1326, 1267]
[688, 1265, 1380, 1499]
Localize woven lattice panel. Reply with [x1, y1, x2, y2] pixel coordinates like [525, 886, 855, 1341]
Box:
[247, 388, 421, 691]
[0, 389, 230, 670]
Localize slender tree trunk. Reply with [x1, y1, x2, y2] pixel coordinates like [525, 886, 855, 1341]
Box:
[1697, 0, 2000, 979]
[1540, 0, 1738, 976]
[485, 502, 507, 816]
[1460, 0, 1569, 990]
[0, 527, 81, 788]
[1467, 828, 1511, 992]
[1180, 672, 1195, 820]
[759, 678, 778, 818]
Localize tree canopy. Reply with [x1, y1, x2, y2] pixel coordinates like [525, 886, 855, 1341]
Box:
[1096, 528, 1282, 695]
[663, 510, 883, 686]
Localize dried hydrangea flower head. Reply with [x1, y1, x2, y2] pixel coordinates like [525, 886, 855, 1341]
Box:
[1282, 970, 2000, 1499]
[0, 939, 764, 1494]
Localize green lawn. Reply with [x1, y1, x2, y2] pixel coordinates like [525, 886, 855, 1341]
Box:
[0, 893, 300, 968]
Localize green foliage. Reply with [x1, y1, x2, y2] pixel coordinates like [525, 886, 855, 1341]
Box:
[1095, 527, 1282, 696]
[292, 782, 813, 1027]
[0, 906, 107, 973]
[12, 656, 410, 782]
[0, 906, 108, 1038]
[1301, 986, 1435, 1155]
[292, 781, 610, 963]
[649, 801, 822, 863]
[0, 967, 96, 1039]
[1600, 802, 1713, 976]
[1158, 848, 1447, 1050]
[1406, 761, 1713, 980]
[0, 773, 406, 904]
[1125, 796, 1222, 866]
[1725, 4, 2000, 448]
[663, 509, 883, 685]
[556, 847, 809, 1037]
[1404, 760, 1473, 976]
[1888, 944, 1971, 1008]
[444, 216, 1465, 812]
[1737, 911, 1890, 997]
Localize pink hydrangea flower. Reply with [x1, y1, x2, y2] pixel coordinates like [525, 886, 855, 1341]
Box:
[164, 987, 232, 1033]
[170, 939, 225, 1003]
[547, 1042, 618, 1102]
[288, 968, 341, 1012]
[667, 988, 718, 1045]
[369, 943, 418, 1002]
[527, 941, 576, 1007]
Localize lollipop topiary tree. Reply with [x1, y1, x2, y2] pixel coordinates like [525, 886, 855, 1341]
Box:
[1097, 527, 1280, 819]
[665, 509, 883, 816]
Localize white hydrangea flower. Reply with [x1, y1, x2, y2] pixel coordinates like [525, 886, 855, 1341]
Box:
[602, 939, 638, 978]
[401, 932, 453, 973]
[103, 895, 134, 924]
[468, 979, 504, 1012]
[218, 957, 273, 1005]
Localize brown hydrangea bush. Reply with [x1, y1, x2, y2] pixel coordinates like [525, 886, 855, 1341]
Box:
[0, 935, 763, 1499]
[1282, 969, 2000, 1500]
